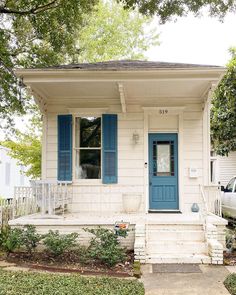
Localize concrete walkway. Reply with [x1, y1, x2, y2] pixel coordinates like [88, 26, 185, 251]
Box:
[141, 264, 231, 295]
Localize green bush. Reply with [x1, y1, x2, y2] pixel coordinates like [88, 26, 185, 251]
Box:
[21, 225, 41, 254]
[224, 273, 236, 294]
[43, 230, 79, 257]
[1, 227, 24, 255]
[85, 227, 127, 267]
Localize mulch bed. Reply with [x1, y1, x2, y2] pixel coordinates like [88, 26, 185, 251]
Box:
[224, 251, 236, 265]
[3, 251, 134, 277]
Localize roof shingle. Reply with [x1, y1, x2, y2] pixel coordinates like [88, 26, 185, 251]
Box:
[44, 60, 222, 71]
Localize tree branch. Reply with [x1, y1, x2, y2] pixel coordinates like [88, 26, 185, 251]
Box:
[0, 0, 59, 15]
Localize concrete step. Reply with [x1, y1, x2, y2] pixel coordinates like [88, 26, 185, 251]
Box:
[146, 229, 205, 242]
[146, 253, 211, 264]
[146, 241, 207, 255]
[147, 224, 203, 231]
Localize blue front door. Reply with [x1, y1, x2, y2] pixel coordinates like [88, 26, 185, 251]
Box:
[149, 133, 179, 210]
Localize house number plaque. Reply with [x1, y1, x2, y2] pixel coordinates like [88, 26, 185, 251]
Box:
[159, 109, 168, 114]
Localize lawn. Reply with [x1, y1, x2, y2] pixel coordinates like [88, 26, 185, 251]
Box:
[224, 273, 236, 295]
[0, 269, 144, 295]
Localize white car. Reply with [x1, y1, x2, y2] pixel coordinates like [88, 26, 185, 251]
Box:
[221, 177, 236, 218]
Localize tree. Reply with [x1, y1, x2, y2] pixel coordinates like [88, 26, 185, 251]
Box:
[0, 0, 98, 129]
[76, 1, 159, 62]
[211, 48, 236, 156]
[2, 0, 159, 178]
[119, 0, 236, 23]
[1, 105, 42, 179]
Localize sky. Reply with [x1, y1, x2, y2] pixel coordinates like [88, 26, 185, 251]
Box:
[147, 12, 236, 66]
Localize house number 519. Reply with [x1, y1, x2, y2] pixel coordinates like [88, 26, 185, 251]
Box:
[159, 109, 168, 114]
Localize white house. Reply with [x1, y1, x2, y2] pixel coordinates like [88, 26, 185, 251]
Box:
[11, 60, 227, 264]
[0, 146, 30, 199]
[211, 152, 236, 186]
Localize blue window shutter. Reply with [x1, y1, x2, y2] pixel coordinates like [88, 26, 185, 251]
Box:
[102, 114, 117, 184]
[58, 115, 72, 181]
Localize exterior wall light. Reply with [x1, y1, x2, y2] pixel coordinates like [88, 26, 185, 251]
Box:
[132, 131, 139, 144]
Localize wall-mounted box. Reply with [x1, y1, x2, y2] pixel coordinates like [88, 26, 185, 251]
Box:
[189, 167, 198, 178]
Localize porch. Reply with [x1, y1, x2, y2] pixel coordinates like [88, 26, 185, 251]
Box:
[8, 181, 227, 265]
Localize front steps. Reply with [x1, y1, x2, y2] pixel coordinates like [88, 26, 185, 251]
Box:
[146, 223, 209, 264]
[134, 217, 221, 264]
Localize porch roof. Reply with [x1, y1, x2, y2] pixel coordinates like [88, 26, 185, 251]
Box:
[15, 60, 226, 113]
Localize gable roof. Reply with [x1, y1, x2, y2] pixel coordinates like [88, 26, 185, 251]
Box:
[39, 60, 223, 71]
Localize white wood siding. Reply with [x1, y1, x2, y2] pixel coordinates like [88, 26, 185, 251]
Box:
[44, 101, 204, 214]
[217, 152, 236, 186]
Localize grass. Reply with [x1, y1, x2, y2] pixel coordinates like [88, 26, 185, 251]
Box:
[0, 269, 144, 295]
[224, 273, 236, 295]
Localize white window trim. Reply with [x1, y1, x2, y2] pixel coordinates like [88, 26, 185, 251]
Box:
[72, 114, 102, 184]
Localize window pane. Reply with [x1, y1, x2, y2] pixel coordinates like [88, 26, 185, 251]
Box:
[75, 150, 101, 179]
[157, 144, 170, 173]
[80, 117, 101, 147]
[153, 141, 174, 177]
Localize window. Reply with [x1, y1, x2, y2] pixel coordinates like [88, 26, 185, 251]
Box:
[153, 141, 174, 176]
[225, 177, 236, 193]
[75, 117, 101, 179]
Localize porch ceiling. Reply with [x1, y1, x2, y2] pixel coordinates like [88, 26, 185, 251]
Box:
[15, 67, 225, 108]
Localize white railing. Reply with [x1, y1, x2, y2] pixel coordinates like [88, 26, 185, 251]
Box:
[0, 181, 72, 224]
[203, 185, 222, 217]
[199, 184, 222, 245]
[199, 185, 208, 240]
[30, 180, 72, 215]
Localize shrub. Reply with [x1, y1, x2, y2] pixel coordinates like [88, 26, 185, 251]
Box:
[1, 227, 24, 255]
[22, 225, 41, 254]
[224, 273, 236, 294]
[43, 230, 79, 257]
[85, 227, 127, 267]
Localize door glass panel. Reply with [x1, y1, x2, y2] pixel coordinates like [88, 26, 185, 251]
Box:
[157, 144, 170, 173]
[153, 141, 174, 176]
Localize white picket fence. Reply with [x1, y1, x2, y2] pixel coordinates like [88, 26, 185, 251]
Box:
[0, 191, 37, 226]
[0, 181, 72, 226]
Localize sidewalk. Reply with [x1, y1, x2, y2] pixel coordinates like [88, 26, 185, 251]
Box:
[141, 264, 230, 295]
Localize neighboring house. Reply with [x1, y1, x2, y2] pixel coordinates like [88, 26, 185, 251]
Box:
[11, 60, 227, 264]
[211, 152, 236, 186]
[0, 146, 30, 199]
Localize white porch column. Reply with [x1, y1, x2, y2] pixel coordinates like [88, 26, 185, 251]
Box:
[42, 114, 47, 180]
[202, 85, 215, 186]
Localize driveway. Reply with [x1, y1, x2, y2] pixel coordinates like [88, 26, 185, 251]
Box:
[141, 264, 230, 295]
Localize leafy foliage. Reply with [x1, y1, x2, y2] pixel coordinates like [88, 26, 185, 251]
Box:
[43, 230, 79, 257]
[0, 0, 98, 128]
[119, 0, 236, 23]
[77, 1, 159, 62]
[1, 135, 41, 179]
[21, 225, 41, 254]
[224, 273, 236, 295]
[211, 48, 236, 156]
[0, 269, 145, 295]
[1, 227, 24, 255]
[85, 227, 127, 267]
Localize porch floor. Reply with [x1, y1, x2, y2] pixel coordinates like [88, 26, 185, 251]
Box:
[9, 212, 227, 226]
